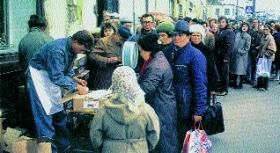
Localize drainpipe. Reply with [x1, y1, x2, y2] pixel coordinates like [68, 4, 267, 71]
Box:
[133, 0, 136, 33]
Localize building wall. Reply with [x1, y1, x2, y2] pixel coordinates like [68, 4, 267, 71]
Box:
[44, 0, 97, 38]
[44, 0, 67, 38]
[7, 0, 36, 47]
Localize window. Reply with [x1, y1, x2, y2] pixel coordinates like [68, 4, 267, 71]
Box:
[225, 8, 230, 15]
[0, 0, 8, 49]
[215, 8, 220, 16]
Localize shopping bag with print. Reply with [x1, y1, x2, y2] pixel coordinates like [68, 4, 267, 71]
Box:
[182, 124, 212, 153]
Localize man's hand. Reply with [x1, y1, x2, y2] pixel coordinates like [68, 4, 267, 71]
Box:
[193, 115, 203, 123]
[77, 85, 89, 95]
[73, 77, 87, 86]
[107, 57, 121, 63]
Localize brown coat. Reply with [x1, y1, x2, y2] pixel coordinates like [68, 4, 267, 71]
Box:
[259, 33, 277, 61]
[88, 36, 122, 89]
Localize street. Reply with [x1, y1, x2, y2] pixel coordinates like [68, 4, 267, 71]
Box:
[209, 81, 280, 153]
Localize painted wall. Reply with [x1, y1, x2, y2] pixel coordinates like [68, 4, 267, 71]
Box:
[8, 0, 36, 47]
[44, 0, 67, 38]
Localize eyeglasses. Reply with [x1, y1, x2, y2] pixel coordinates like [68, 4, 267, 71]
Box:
[263, 28, 269, 31]
[142, 21, 153, 24]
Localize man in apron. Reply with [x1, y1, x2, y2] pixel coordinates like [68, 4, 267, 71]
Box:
[27, 30, 93, 152]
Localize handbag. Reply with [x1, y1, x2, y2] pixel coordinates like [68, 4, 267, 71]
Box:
[182, 122, 212, 153]
[202, 94, 225, 135]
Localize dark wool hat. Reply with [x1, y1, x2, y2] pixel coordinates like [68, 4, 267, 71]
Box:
[173, 20, 190, 35]
[137, 33, 160, 53]
[156, 21, 175, 35]
[118, 26, 132, 39]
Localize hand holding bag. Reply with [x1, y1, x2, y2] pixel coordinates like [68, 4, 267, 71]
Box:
[202, 94, 225, 135]
[182, 122, 212, 153]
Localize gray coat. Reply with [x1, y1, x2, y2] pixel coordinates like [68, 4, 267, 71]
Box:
[90, 97, 160, 153]
[230, 32, 251, 75]
[139, 51, 178, 153]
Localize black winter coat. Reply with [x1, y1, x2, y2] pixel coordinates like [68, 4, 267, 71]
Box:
[215, 27, 235, 61]
[139, 51, 178, 153]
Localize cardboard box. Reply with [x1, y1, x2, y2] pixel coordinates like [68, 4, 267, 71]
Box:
[60, 92, 102, 115]
[11, 137, 51, 153]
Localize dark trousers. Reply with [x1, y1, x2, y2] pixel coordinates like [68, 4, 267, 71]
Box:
[247, 54, 257, 83]
[27, 77, 70, 153]
[216, 60, 229, 92]
[177, 117, 192, 152]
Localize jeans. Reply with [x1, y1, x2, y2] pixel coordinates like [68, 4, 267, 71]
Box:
[27, 76, 70, 153]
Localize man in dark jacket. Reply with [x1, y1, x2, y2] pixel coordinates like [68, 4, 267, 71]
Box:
[214, 16, 235, 95]
[247, 19, 263, 86]
[170, 20, 208, 151]
[129, 13, 157, 42]
[138, 33, 178, 153]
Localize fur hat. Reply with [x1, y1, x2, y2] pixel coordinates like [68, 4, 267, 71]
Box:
[189, 24, 206, 40]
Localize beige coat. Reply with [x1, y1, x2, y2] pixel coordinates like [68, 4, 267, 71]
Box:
[259, 33, 277, 61]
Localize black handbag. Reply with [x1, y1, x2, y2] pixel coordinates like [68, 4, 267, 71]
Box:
[202, 94, 225, 135]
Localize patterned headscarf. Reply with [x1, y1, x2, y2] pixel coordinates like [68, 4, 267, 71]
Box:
[111, 66, 145, 113]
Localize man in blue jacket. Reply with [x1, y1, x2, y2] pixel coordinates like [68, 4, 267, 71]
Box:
[27, 30, 93, 153]
[170, 20, 208, 150]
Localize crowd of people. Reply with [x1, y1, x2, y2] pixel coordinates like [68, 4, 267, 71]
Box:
[18, 12, 280, 153]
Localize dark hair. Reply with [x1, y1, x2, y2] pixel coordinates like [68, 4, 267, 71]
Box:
[137, 33, 160, 53]
[200, 21, 208, 26]
[263, 24, 273, 33]
[72, 30, 94, 50]
[275, 24, 280, 32]
[218, 16, 229, 24]
[100, 22, 117, 37]
[183, 16, 192, 23]
[28, 14, 47, 29]
[240, 22, 250, 32]
[140, 14, 154, 22]
[250, 18, 259, 23]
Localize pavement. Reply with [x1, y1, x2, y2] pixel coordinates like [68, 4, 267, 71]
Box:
[208, 81, 280, 153]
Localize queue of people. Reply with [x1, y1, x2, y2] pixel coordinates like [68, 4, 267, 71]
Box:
[18, 12, 279, 153]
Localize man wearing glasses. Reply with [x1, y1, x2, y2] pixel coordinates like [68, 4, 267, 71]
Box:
[170, 20, 207, 151]
[129, 14, 157, 42]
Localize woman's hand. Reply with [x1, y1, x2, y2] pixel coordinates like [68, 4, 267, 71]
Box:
[77, 85, 89, 95]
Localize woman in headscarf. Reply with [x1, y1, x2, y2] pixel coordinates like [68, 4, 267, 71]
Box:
[90, 66, 160, 153]
[138, 33, 178, 153]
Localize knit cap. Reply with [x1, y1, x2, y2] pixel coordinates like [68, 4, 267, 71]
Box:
[156, 21, 175, 35]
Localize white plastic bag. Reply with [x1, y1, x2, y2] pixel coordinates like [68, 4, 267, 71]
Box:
[256, 57, 272, 78]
